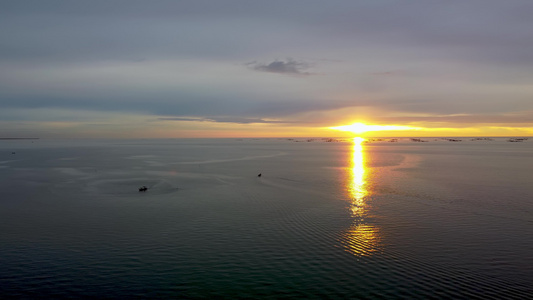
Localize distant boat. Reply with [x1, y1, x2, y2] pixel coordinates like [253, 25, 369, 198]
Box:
[139, 186, 148, 192]
[508, 138, 527, 142]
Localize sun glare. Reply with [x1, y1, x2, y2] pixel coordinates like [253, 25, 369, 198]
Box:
[330, 122, 421, 134]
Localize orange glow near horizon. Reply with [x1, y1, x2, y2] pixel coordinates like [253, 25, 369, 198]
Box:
[330, 122, 422, 135]
[85, 118, 533, 139]
[326, 121, 533, 138]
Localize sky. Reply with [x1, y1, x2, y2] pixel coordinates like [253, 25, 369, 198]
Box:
[1, 0, 533, 138]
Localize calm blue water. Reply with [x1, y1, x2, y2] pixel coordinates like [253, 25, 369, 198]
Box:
[1, 138, 531, 298]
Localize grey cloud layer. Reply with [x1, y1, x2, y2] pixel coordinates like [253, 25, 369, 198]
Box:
[3, 1, 531, 64]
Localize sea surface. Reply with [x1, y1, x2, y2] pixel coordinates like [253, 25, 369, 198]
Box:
[0, 137, 531, 299]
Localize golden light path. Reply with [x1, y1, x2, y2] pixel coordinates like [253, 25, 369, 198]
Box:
[350, 137, 368, 215]
[342, 137, 381, 256]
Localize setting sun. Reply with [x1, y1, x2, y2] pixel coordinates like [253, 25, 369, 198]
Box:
[329, 123, 422, 134]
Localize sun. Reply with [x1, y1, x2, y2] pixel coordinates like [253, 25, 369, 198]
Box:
[329, 122, 422, 134]
[331, 123, 372, 134]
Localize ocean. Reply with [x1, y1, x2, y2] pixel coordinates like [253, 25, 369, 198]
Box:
[1, 137, 531, 298]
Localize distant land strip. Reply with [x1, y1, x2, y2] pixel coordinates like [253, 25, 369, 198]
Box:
[0, 137, 39, 140]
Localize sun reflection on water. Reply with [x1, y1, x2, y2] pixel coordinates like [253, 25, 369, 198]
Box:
[342, 137, 381, 256]
[350, 137, 368, 216]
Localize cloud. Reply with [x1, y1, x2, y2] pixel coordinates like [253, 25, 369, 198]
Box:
[247, 59, 314, 76]
[158, 116, 291, 124]
[370, 70, 404, 76]
[375, 112, 533, 127]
